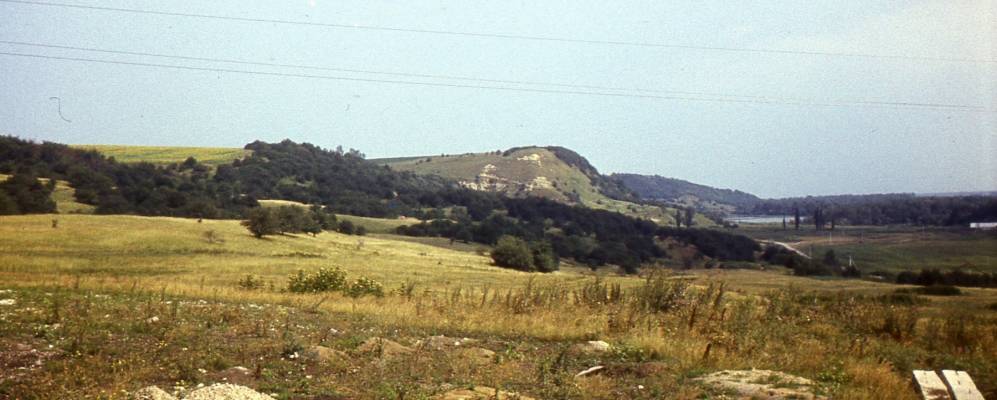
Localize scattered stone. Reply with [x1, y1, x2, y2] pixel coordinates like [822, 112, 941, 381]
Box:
[435, 386, 534, 400]
[184, 383, 274, 400]
[695, 369, 826, 400]
[575, 365, 605, 378]
[417, 335, 479, 350]
[0, 299, 16, 306]
[0, 341, 62, 382]
[454, 347, 495, 365]
[213, 366, 254, 385]
[146, 316, 160, 323]
[356, 337, 413, 358]
[571, 340, 612, 355]
[301, 345, 347, 364]
[131, 386, 177, 400]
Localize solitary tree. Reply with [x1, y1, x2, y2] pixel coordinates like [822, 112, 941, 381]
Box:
[793, 206, 801, 231]
[242, 208, 279, 238]
[684, 207, 695, 227]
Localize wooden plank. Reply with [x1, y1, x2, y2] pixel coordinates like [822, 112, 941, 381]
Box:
[913, 370, 952, 400]
[940, 370, 984, 400]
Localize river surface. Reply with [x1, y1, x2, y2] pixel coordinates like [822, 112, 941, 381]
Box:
[726, 215, 785, 224]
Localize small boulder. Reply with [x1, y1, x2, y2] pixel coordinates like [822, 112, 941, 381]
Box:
[131, 386, 177, 400]
[696, 369, 826, 400]
[435, 386, 534, 400]
[184, 383, 275, 400]
[571, 340, 612, 355]
[417, 335, 479, 350]
[454, 347, 495, 365]
[302, 345, 347, 364]
[213, 366, 254, 385]
[356, 337, 414, 358]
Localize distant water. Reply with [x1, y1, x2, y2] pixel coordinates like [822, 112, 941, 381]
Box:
[726, 215, 785, 224]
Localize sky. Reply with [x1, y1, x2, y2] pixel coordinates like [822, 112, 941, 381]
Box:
[1, 0, 994, 198]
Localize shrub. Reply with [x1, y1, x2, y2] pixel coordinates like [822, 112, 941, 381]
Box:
[338, 220, 356, 235]
[287, 268, 347, 293]
[347, 276, 384, 298]
[237, 274, 266, 290]
[491, 235, 535, 271]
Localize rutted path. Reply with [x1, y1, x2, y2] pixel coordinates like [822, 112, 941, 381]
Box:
[760, 240, 811, 259]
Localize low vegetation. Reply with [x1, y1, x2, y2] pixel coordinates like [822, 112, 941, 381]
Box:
[1, 214, 995, 399]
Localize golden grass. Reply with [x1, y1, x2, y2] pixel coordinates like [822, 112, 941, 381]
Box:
[71, 144, 251, 166]
[1, 214, 995, 398]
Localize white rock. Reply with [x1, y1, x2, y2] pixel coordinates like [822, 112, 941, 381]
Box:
[183, 383, 275, 400]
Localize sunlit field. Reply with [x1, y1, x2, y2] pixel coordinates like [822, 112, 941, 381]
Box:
[71, 145, 251, 166]
[1, 214, 995, 399]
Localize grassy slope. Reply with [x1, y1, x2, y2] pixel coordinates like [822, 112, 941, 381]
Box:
[377, 147, 711, 226]
[72, 145, 250, 166]
[0, 214, 995, 398]
[737, 224, 997, 273]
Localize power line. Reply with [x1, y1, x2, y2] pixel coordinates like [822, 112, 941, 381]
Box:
[2, 0, 994, 64]
[1, 50, 991, 112]
[0, 40, 782, 101]
[9, 39, 938, 106]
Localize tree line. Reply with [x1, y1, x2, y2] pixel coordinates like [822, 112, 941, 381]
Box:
[2, 135, 761, 273]
[748, 194, 997, 227]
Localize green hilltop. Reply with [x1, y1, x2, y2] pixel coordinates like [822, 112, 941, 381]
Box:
[374, 146, 710, 226]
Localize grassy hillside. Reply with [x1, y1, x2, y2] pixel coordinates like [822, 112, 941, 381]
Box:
[1, 214, 995, 398]
[376, 147, 708, 226]
[72, 144, 250, 166]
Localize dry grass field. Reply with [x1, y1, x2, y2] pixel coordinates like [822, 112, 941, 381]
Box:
[1, 214, 995, 399]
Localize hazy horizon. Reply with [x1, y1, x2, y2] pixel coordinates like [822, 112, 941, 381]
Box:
[2, 0, 994, 198]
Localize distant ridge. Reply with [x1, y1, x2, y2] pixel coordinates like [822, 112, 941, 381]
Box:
[612, 173, 760, 213]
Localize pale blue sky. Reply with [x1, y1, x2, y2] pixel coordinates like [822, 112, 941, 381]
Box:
[1, 0, 994, 198]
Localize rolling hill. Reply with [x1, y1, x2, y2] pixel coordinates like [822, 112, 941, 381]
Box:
[612, 173, 761, 213]
[374, 146, 703, 225]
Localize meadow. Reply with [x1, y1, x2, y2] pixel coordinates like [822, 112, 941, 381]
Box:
[736, 224, 997, 274]
[1, 214, 995, 399]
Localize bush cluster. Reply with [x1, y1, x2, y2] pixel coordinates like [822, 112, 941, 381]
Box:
[285, 268, 383, 298]
[490, 235, 559, 272]
[346, 277, 384, 298]
[287, 268, 348, 293]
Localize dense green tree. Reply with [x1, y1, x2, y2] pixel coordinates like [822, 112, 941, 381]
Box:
[0, 191, 18, 215]
[530, 241, 559, 273]
[0, 173, 56, 214]
[491, 235, 535, 271]
[242, 208, 279, 238]
[337, 219, 356, 235]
